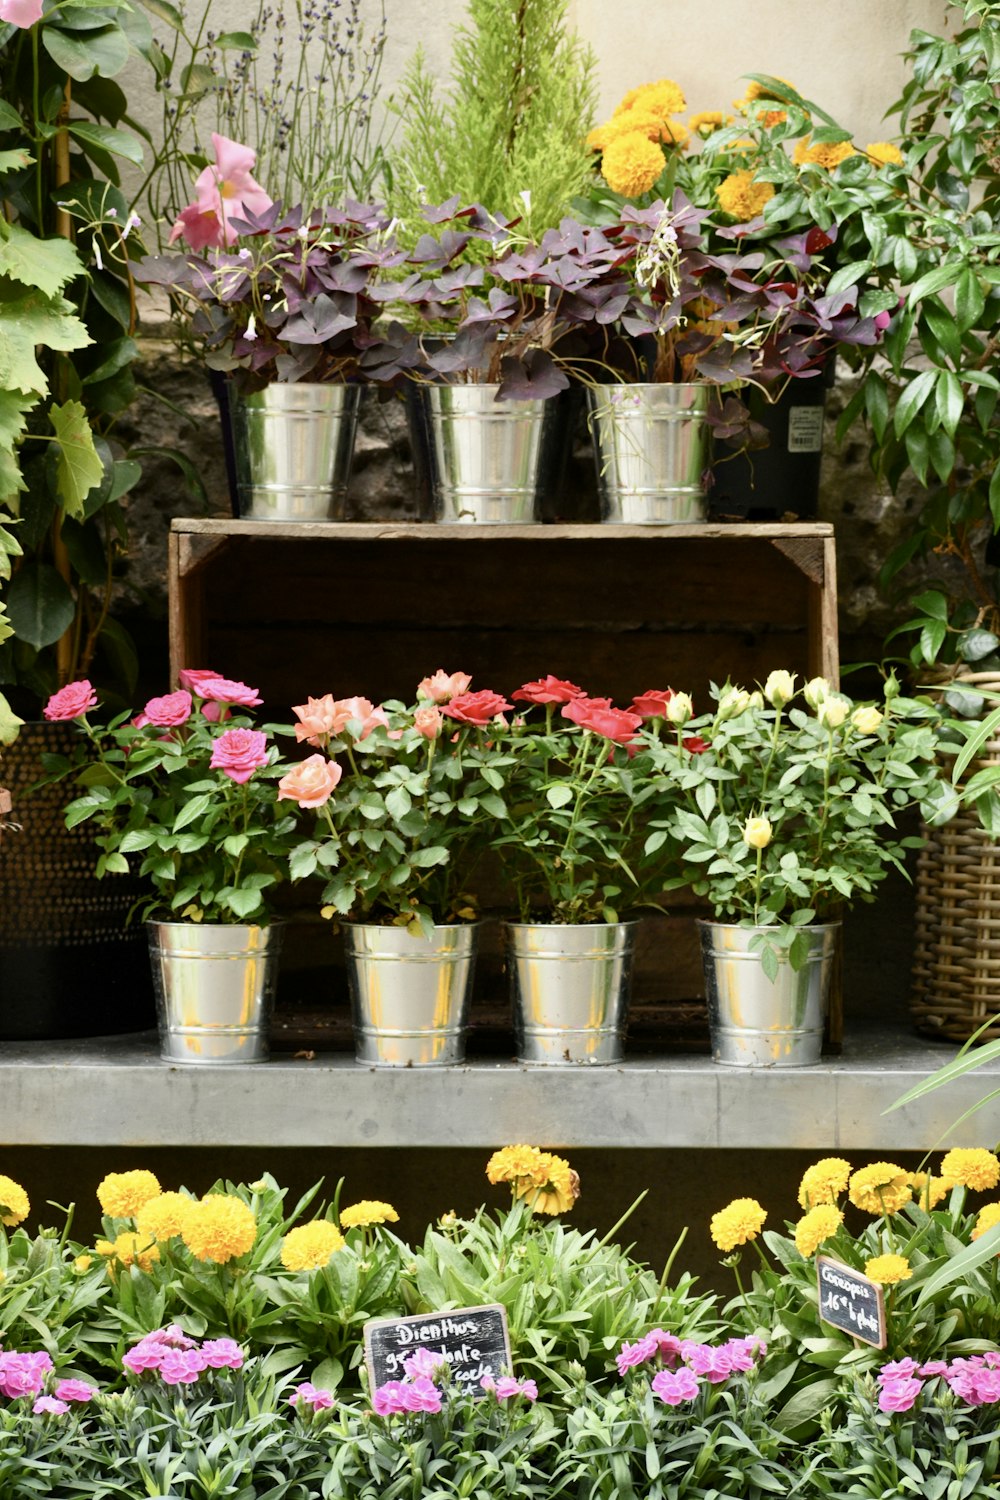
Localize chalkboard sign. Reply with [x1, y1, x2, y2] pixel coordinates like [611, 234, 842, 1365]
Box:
[816, 1255, 886, 1348]
[364, 1304, 512, 1397]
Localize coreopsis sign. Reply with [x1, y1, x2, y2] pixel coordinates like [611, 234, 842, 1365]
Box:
[816, 1255, 886, 1348]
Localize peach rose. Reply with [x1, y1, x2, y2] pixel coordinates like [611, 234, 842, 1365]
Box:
[414, 705, 443, 740]
[292, 694, 339, 746]
[417, 670, 472, 704]
[332, 697, 389, 740]
[277, 755, 343, 808]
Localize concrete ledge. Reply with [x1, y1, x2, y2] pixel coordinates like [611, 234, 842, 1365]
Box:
[0, 1027, 989, 1150]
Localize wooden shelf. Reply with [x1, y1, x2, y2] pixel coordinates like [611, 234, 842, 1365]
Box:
[0, 1025, 976, 1150]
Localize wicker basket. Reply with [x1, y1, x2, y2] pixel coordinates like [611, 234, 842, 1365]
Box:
[911, 672, 1000, 1042]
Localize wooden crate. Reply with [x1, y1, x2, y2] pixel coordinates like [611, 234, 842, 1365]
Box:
[168, 518, 841, 1046]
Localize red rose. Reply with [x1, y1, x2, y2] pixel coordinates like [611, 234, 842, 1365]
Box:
[512, 676, 584, 705]
[441, 690, 513, 727]
[631, 690, 674, 721]
[563, 695, 642, 744]
[682, 735, 710, 754]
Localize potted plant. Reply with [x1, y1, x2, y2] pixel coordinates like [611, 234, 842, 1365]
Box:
[137, 177, 405, 523]
[482, 677, 679, 1065]
[280, 672, 507, 1067]
[642, 672, 950, 1066]
[43, 670, 298, 1063]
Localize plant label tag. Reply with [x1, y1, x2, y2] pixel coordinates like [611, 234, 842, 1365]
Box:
[363, 1303, 512, 1397]
[816, 1255, 886, 1347]
[787, 406, 825, 453]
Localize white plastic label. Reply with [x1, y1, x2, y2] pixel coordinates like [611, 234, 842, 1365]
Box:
[787, 406, 825, 453]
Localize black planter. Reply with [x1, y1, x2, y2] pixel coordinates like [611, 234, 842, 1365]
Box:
[0, 722, 154, 1040]
[709, 359, 836, 521]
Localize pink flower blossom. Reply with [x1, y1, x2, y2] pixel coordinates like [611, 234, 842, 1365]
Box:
[616, 1335, 658, 1376]
[53, 1379, 96, 1403]
[680, 1342, 734, 1384]
[441, 690, 513, 728]
[289, 1381, 334, 1411]
[139, 691, 193, 729]
[197, 677, 263, 715]
[403, 1375, 442, 1413]
[917, 1360, 949, 1379]
[647, 1330, 685, 1368]
[631, 690, 674, 720]
[511, 676, 583, 706]
[372, 1380, 411, 1416]
[32, 1396, 69, 1416]
[292, 695, 339, 746]
[277, 755, 342, 808]
[877, 1376, 923, 1413]
[0, 1350, 54, 1398]
[158, 1348, 208, 1386]
[0, 0, 44, 27]
[480, 1374, 537, 1402]
[417, 670, 472, 704]
[210, 727, 269, 783]
[402, 1348, 448, 1381]
[878, 1358, 920, 1382]
[413, 705, 443, 740]
[330, 696, 389, 740]
[122, 1344, 166, 1375]
[200, 1339, 244, 1370]
[651, 1367, 700, 1406]
[169, 133, 273, 249]
[179, 669, 224, 695]
[43, 680, 97, 722]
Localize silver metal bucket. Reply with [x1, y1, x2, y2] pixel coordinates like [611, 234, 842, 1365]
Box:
[588, 382, 710, 524]
[344, 923, 478, 1067]
[229, 383, 361, 520]
[148, 922, 283, 1064]
[506, 922, 636, 1066]
[410, 384, 558, 523]
[699, 921, 839, 1068]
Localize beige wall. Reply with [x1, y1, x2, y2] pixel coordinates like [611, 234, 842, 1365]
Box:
[129, 0, 956, 216]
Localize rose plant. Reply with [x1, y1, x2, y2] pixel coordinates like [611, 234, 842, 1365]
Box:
[278, 673, 513, 933]
[42, 670, 297, 923]
[641, 670, 954, 974]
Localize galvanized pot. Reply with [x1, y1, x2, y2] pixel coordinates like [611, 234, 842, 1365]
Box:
[588, 382, 710, 524]
[344, 923, 478, 1067]
[407, 384, 562, 523]
[148, 922, 283, 1064]
[506, 921, 636, 1066]
[229, 383, 361, 520]
[699, 920, 839, 1068]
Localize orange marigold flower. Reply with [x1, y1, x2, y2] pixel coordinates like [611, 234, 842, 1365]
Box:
[848, 1162, 912, 1216]
[793, 136, 856, 170]
[280, 1220, 345, 1271]
[864, 1253, 911, 1285]
[0, 1174, 29, 1228]
[104, 1231, 159, 1275]
[715, 169, 775, 221]
[601, 132, 666, 197]
[794, 1204, 843, 1258]
[798, 1158, 851, 1210]
[181, 1194, 257, 1264]
[972, 1203, 1000, 1241]
[135, 1192, 196, 1242]
[710, 1197, 767, 1252]
[516, 1153, 580, 1216]
[909, 1172, 949, 1210]
[940, 1148, 1000, 1193]
[616, 78, 686, 119]
[689, 110, 732, 137]
[865, 141, 904, 167]
[97, 1170, 162, 1219]
[339, 1200, 399, 1229]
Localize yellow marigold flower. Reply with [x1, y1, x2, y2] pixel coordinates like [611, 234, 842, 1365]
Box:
[598, 109, 686, 150]
[798, 1158, 851, 1210]
[909, 1172, 949, 1210]
[487, 1145, 550, 1188]
[710, 1197, 767, 1252]
[866, 141, 903, 167]
[181, 1194, 257, 1264]
[135, 1191, 196, 1242]
[517, 1153, 580, 1216]
[848, 1162, 912, 1216]
[616, 79, 686, 119]
[940, 1148, 1000, 1192]
[280, 1219, 346, 1271]
[972, 1203, 1000, 1241]
[689, 110, 732, 137]
[864, 1253, 912, 1285]
[716, 170, 775, 222]
[97, 1170, 162, 1219]
[339, 1200, 400, 1229]
[793, 136, 856, 170]
[601, 132, 666, 198]
[95, 1238, 115, 1258]
[0, 1174, 29, 1228]
[794, 1204, 843, 1258]
[106, 1231, 159, 1274]
[587, 122, 614, 153]
[73, 1254, 93, 1274]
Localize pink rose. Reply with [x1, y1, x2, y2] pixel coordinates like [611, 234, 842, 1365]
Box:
[44, 680, 97, 722]
[197, 677, 263, 710]
[277, 755, 342, 809]
[631, 690, 674, 720]
[877, 1376, 923, 1413]
[413, 705, 443, 740]
[140, 690, 192, 728]
[512, 676, 583, 705]
[0, 0, 44, 27]
[179, 668, 223, 694]
[441, 690, 513, 727]
[292, 694, 339, 746]
[169, 133, 273, 249]
[417, 670, 472, 704]
[562, 695, 642, 745]
[210, 728, 269, 783]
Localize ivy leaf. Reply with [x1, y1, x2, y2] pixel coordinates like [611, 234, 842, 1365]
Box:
[48, 400, 104, 517]
[0, 288, 91, 398]
[0, 224, 84, 299]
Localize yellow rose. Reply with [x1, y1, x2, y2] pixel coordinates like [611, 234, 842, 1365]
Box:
[817, 697, 849, 730]
[666, 692, 694, 726]
[763, 671, 796, 708]
[718, 687, 750, 719]
[851, 706, 884, 735]
[743, 815, 772, 849]
[803, 677, 830, 709]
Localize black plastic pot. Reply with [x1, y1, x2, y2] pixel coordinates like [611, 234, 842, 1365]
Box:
[709, 358, 836, 521]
